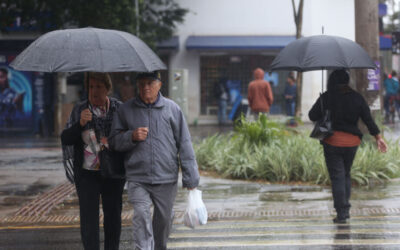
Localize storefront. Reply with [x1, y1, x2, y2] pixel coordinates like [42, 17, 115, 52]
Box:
[185, 35, 296, 119]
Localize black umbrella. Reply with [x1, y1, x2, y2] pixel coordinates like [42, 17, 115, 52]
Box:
[10, 27, 166, 73]
[269, 35, 376, 72]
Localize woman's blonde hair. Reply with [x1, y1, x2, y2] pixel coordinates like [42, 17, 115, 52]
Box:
[85, 72, 113, 92]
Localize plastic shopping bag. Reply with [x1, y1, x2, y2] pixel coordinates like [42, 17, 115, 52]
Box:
[183, 189, 208, 229]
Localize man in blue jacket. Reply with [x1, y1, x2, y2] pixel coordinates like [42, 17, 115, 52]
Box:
[109, 72, 200, 250]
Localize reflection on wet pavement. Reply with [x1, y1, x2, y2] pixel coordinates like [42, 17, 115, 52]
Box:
[1, 135, 400, 249]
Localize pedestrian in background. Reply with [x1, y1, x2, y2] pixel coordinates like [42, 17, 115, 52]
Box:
[284, 73, 296, 117]
[247, 68, 273, 120]
[109, 72, 200, 250]
[61, 72, 125, 250]
[214, 78, 230, 125]
[309, 69, 387, 224]
[383, 70, 399, 123]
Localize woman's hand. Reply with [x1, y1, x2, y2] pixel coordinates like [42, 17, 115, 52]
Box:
[375, 134, 387, 153]
[80, 108, 92, 127]
[100, 137, 108, 146]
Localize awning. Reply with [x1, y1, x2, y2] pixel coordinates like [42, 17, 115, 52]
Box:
[380, 35, 391, 50]
[186, 35, 296, 50]
[156, 36, 179, 51]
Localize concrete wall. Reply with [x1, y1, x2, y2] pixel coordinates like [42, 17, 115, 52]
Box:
[171, 0, 355, 123]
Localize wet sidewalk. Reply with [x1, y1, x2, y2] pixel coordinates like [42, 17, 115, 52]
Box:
[1, 122, 400, 249]
[2, 175, 400, 249]
[2, 173, 400, 226]
[1, 121, 400, 223]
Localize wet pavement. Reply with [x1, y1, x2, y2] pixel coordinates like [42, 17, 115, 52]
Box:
[2, 176, 400, 249]
[1, 122, 400, 249]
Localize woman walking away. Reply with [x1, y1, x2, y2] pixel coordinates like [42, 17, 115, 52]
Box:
[308, 69, 387, 224]
[61, 72, 125, 249]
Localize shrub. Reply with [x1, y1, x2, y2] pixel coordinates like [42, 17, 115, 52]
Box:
[194, 115, 400, 186]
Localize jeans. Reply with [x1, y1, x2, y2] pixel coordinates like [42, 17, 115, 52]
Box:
[75, 170, 125, 250]
[384, 94, 397, 117]
[218, 99, 228, 124]
[285, 100, 295, 117]
[322, 143, 358, 218]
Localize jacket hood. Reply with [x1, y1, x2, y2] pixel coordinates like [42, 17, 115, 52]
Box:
[253, 68, 265, 80]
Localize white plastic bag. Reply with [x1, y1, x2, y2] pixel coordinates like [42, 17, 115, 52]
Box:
[183, 189, 208, 228]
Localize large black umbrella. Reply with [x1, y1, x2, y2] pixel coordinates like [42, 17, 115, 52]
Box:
[269, 35, 376, 72]
[10, 27, 166, 73]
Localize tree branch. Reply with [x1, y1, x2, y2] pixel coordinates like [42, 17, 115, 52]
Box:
[291, 0, 298, 26]
[297, 0, 304, 38]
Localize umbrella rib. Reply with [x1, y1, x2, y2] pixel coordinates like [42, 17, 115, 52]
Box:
[92, 29, 104, 72]
[116, 32, 152, 72]
[332, 37, 348, 69]
[299, 38, 312, 69]
[54, 30, 71, 72]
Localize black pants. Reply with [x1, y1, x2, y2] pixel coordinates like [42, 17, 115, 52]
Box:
[75, 170, 125, 250]
[322, 143, 358, 217]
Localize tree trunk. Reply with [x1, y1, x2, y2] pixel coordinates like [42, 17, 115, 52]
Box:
[354, 0, 380, 134]
[355, 0, 380, 103]
[354, 0, 379, 105]
[293, 0, 304, 117]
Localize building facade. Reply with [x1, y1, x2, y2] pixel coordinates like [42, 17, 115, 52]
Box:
[169, 0, 355, 124]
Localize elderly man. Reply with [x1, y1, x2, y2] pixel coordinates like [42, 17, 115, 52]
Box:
[109, 72, 200, 250]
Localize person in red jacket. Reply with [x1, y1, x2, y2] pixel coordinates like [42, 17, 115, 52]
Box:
[247, 68, 274, 119]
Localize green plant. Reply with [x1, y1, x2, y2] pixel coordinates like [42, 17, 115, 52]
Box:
[233, 113, 288, 146]
[194, 115, 400, 186]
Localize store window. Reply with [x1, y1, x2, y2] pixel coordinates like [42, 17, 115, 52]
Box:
[200, 54, 288, 116]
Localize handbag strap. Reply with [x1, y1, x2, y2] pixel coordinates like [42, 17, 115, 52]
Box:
[319, 93, 324, 113]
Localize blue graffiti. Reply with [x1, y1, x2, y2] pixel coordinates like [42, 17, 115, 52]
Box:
[8, 68, 32, 114]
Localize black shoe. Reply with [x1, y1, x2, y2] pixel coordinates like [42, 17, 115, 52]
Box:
[333, 217, 347, 224]
[344, 208, 350, 219]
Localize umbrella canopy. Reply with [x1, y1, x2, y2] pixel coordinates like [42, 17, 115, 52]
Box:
[269, 35, 376, 72]
[10, 27, 166, 73]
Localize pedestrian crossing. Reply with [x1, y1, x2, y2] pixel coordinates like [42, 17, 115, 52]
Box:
[167, 215, 400, 249]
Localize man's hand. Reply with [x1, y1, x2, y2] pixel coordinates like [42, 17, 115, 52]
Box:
[80, 109, 92, 127]
[132, 127, 149, 141]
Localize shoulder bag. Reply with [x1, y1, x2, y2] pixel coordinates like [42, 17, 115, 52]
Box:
[310, 94, 333, 140]
[99, 145, 126, 179]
